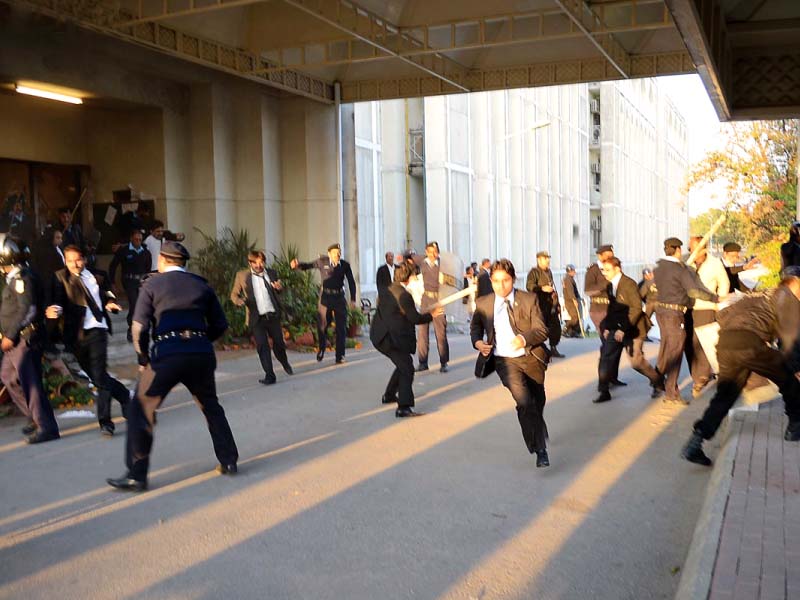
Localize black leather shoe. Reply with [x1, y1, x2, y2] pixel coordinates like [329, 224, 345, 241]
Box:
[381, 394, 398, 404]
[439, 364, 449, 373]
[216, 463, 238, 475]
[395, 407, 425, 418]
[26, 430, 59, 445]
[593, 392, 612, 404]
[126, 329, 133, 343]
[682, 431, 712, 466]
[535, 449, 550, 468]
[550, 348, 565, 358]
[100, 424, 114, 437]
[335, 357, 346, 364]
[651, 383, 666, 399]
[283, 363, 294, 375]
[106, 476, 147, 492]
[610, 379, 627, 387]
[259, 376, 277, 385]
[21, 420, 36, 435]
[785, 421, 800, 442]
[316, 348, 325, 362]
[415, 364, 429, 372]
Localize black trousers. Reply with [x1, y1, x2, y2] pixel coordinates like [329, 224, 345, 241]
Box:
[598, 337, 660, 393]
[563, 301, 581, 337]
[547, 310, 562, 348]
[417, 295, 449, 367]
[684, 309, 714, 387]
[0, 341, 59, 435]
[75, 328, 129, 429]
[317, 295, 348, 360]
[655, 310, 686, 400]
[252, 313, 289, 378]
[590, 305, 620, 381]
[378, 346, 415, 408]
[495, 354, 548, 454]
[123, 279, 141, 330]
[126, 353, 239, 481]
[695, 331, 800, 440]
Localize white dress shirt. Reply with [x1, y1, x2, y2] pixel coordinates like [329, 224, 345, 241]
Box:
[143, 235, 161, 270]
[610, 272, 622, 297]
[80, 269, 108, 330]
[56, 246, 65, 265]
[252, 271, 276, 316]
[493, 291, 526, 358]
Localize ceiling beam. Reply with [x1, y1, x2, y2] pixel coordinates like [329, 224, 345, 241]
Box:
[554, 0, 631, 78]
[280, 0, 469, 92]
[256, 3, 672, 75]
[119, 0, 274, 27]
[340, 50, 694, 103]
[664, 0, 732, 120]
[8, 0, 335, 103]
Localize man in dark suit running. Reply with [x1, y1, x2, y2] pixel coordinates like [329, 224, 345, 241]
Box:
[231, 250, 293, 385]
[594, 257, 665, 403]
[471, 259, 552, 467]
[370, 262, 443, 417]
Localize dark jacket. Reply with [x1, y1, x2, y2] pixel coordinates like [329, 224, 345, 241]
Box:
[133, 270, 227, 363]
[562, 274, 581, 305]
[370, 282, 432, 354]
[30, 242, 64, 305]
[297, 257, 357, 303]
[724, 263, 749, 293]
[230, 268, 283, 329]
[653, 258, 718, 308]
[52, 267, 115, 347]
[600, 275, 649, 339]
[718, 286, 800, 371]
[526, 267, 559, 318]
[0, 268, 43, 345]
[584, 263, 608, 313]
[781, 242, 800, 272]
[470, 290, 549, 356]
[376, 263, 393, 290]
[477, 269, 492, 298]
[108, 244, 152, 284]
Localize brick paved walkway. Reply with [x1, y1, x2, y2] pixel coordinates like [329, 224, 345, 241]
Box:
[709, 400, 800, 600]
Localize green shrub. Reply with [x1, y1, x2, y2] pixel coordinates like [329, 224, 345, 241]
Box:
[270, 245, 320, 341]
[192, 227, 256, 338]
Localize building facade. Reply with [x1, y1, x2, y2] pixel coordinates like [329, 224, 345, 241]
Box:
[355, 79, 689, 297]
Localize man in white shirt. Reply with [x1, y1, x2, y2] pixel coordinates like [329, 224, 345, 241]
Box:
[470, 259, 552, 468]
[231, 250, 293, 385]
[687, 237, 730, 397]
[47, 245, 131, 436]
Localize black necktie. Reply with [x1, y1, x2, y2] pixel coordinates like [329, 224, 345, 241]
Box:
[78, 276, 105, 323]
[505, 299, 518, 332]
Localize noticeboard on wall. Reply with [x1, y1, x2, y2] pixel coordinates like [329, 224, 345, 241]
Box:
[91, 200, 154, 254]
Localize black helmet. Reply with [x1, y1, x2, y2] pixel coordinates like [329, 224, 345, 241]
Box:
[0, 234, 29, 267]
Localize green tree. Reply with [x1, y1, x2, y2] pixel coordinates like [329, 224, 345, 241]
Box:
[685, 119, 798, 278]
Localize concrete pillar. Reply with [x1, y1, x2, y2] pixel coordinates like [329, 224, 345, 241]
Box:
[423, 96, 449, 250]
[341, 103, 359, 285]
[279, 97, 340, 260]
[471, 92, 494, 261]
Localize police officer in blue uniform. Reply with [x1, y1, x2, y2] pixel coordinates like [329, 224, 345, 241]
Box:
[0, 235, 59, 444]
[108, 229, 152, 342]
[291, 243, 357, 364]
[107, 242, 238, 491]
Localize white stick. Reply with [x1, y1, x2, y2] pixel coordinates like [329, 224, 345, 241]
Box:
[437, 286, 477, 307]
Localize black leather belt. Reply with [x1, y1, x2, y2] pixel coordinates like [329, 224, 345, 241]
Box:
[153, 329, 207, 342]
[322, 287, 344, 295]
[124, 274, 145, 280]
[591, 297, 610, 305]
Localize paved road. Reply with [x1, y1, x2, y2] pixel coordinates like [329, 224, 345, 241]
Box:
[0, 335, 717, 599]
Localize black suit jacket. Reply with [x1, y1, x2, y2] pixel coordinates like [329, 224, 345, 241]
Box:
[376, 264, 393, 290]
[52, 268, 114, 346]
[370, 282, 432, 354]
[601, 275, 649, 339]
[477, 270, 492, 298]
[470, 290, 549, 371]
[230, 268, 283, 330]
